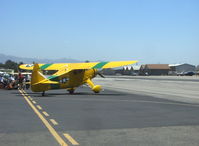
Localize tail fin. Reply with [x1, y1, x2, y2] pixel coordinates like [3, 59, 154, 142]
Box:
[31, 63, 59, 92]
[31, 63, 46, 85]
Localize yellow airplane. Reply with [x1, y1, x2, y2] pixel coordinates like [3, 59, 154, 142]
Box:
[19, 61, 138, 96]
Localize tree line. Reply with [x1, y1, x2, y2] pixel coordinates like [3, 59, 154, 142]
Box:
[0, 60, 23, 72]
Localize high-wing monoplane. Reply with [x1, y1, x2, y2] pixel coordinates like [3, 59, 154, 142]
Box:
[19, 61, 138, 96]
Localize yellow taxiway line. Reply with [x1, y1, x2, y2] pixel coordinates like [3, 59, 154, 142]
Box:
[37, 105, 43, 110]
[43, 111, 50, 117]
[32, 101, 36, 104]
[50, 119, 59, 125]
[28, 96, 33, 100]
[19, 89, 68, 146]
[63, 133, 79, 145]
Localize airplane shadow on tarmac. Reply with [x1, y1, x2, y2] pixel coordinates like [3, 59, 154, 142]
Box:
[12, 90, 127, 98]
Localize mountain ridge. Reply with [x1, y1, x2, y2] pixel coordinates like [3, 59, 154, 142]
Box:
[0, 53, 81, 64]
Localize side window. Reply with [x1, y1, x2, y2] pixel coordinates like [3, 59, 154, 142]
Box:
[63, 78, 66, 83]
[60, 77, 68, 83]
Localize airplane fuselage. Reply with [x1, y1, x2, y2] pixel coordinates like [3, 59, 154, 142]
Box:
[31, 69, 97, 92]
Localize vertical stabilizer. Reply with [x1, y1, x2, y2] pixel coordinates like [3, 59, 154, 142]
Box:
[31, 63, 46, 85]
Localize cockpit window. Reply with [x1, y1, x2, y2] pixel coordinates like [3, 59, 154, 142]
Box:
[60, 77, 68, 83]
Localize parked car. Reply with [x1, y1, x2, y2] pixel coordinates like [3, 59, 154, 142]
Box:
[184, 71, 195, 76]
[177, 71, 195, 76]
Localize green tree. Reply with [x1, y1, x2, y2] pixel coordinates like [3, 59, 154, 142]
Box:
[4, 60, 19, 72]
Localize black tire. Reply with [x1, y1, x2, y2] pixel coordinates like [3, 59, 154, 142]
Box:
[68, 89, 74, 94]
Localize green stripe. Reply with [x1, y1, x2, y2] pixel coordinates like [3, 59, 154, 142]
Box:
[92, 62, 109, 69]
[48, 75, 59, 81]
[40, 64, 53, 70]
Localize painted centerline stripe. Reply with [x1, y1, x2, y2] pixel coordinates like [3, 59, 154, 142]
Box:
[37, 105, 42, 110]
[22, 90, 79, 145]
[43, 111, 49, 117]
[29, 97, 33, 100]
[32, 101, 36, 104]
[19, 90, 68, 146]
[50, 119, 58, 125]
[63, 133, 79, 145]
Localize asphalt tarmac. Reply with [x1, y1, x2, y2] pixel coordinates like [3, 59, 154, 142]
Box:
[1, 86, 199, 146]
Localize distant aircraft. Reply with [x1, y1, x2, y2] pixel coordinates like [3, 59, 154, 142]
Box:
[19, 61, 138, 96]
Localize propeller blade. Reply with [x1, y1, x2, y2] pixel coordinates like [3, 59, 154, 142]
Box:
[97, 72, 105, 78]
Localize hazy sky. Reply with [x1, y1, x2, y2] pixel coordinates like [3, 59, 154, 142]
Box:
[0, 0, 198, 65]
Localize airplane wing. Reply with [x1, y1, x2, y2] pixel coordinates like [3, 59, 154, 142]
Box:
[19, 61, 138, 71]
[19, 63, 68, 70]
[69, 61, 138, 69]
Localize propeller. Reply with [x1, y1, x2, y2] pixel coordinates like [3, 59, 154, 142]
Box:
[94, 69, 105, 78]
[97, 72, 105, 78]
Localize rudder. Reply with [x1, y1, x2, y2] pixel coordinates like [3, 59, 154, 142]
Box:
[31, 63, 46, 85]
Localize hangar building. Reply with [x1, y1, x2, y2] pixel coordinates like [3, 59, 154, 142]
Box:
[169, 63, 196, 75]
[140, 64, 170, 75]
[122, 65, 141, 75]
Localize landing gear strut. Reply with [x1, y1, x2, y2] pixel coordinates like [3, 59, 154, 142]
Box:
[42, 91, 45, 96]
[86, 79, 102, 93]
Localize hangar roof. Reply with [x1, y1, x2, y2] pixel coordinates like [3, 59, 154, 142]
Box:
[144, 64, 170, 70]
[169, 64, 182, 67]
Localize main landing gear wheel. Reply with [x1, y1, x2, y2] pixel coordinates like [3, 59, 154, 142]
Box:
[67, 88, 75, 94]
[42, 91, 45, 96]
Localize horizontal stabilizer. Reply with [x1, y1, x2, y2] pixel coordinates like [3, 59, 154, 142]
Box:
[32, 79, 59, 86]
